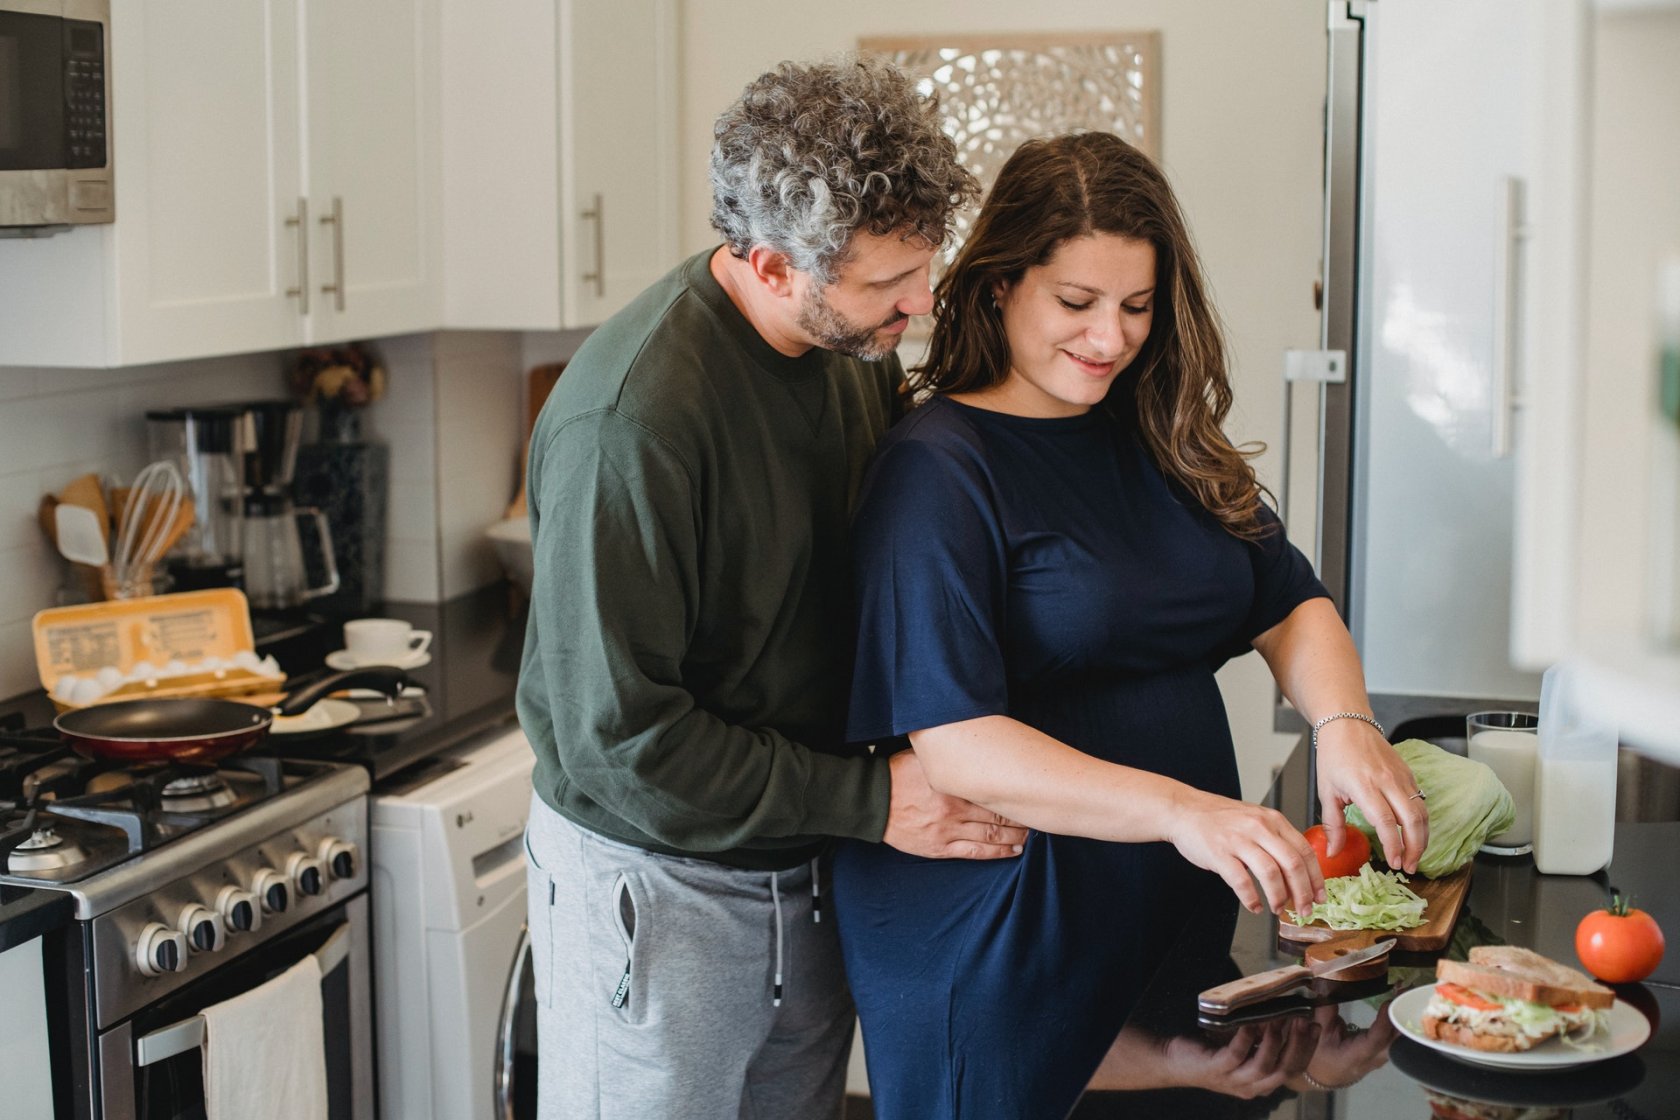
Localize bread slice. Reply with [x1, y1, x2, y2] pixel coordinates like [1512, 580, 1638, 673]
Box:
[1438, 946, 1616, 1010]
[1419, 1014, 1541, 1053]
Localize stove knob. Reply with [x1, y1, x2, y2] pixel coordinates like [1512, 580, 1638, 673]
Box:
[215, 886, 261, 934]
[252, 868, 291, 914]
[177, 904, 225, 954]
[287, 852, 326, 897]
[317, 838, 360, 881]
[135, 922, 188, 977]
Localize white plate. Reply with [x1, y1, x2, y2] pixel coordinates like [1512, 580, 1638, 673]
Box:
[326, 648, 432, 671]
[270, 698, 361, 736]
[1390, 983, 1651, 1069]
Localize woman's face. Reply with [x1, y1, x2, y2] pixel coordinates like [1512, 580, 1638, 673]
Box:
[989, 233, 1157, 418]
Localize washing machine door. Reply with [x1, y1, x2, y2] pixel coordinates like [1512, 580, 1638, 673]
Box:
[494, 925, 538, 1120]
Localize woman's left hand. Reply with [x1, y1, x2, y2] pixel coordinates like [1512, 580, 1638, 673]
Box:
[1313, 718, 1428, 873]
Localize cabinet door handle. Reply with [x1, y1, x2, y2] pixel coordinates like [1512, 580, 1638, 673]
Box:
[1491, 176, 1528, 459]
[285, 198, 310, 315]
[319, 195, 346, 312]
[581, 192, 605, 298]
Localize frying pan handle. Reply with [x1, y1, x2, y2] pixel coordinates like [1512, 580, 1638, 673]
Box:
[277, 667, 412, 718]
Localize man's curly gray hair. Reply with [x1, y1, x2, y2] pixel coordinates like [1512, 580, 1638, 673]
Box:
[709, 56, 979, 286]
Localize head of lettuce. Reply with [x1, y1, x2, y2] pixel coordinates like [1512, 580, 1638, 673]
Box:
[1344, 738, 1516, 878]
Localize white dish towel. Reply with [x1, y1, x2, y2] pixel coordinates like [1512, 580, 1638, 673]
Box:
[201, 952, 329, 1120]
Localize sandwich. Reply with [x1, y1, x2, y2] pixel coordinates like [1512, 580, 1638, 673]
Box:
[1423, 1090, 1563, 1120]
[1422, 946, 1614, 1053]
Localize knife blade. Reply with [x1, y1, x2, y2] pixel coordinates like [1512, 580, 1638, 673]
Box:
[1197, 937, 1396, 1016]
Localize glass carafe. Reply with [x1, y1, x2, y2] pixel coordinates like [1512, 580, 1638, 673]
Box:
[242, 494, 340, 609]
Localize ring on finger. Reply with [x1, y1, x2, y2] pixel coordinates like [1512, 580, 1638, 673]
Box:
[1408, 790, 1427, 801]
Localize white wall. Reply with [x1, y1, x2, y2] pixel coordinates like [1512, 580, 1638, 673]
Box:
[680, 0, 1329, 801]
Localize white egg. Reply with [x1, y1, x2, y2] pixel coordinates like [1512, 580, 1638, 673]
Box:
[232, 650, 261, 670]
[95, 666, 124, 690]
[164, 659, 188, 676]
[258, 655, 282, 677]
[54, 675, 78, 699]
[130, 660, 158, 679]
[70, 678, 103, 705]
[200, 655, 225, 670]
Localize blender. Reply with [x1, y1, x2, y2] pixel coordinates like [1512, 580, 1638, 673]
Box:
[146, 407, 248, 592]
[237, 400, 340, 610]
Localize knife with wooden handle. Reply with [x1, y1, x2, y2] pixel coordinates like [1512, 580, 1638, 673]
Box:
[1197, 937, 1396, 1015]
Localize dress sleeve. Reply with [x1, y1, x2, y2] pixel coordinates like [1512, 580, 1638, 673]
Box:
[1220, 503, 1332, 661]
[526, 408, 890, 847]
[845, 433, 1012, 743]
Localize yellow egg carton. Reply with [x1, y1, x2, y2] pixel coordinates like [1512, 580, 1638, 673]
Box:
[33, 588, 287, 710]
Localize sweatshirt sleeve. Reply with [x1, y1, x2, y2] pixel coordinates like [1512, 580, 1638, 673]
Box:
[526, 407, 891, 849]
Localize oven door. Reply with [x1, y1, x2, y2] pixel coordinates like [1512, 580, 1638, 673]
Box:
[97, 894, 373, 1120]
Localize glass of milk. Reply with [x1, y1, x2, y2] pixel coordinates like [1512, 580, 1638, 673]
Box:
[1466, 711, 1540, 856]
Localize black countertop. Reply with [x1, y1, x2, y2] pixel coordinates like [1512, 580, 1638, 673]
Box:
[263, 583, 528, 782]
[1067, 738, 1679, 1118]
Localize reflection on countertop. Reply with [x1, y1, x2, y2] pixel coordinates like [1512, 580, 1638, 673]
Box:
[1063, 737, 1679, 1119]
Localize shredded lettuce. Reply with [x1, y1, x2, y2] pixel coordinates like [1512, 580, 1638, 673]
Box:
[1287, 863, 1428, 930]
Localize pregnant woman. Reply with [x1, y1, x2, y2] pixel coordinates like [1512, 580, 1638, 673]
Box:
[833, 132, 1427, 1119]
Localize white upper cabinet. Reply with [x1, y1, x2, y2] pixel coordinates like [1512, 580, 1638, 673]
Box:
[302, 0, 440, 341]
[440, 0, 679, 331]
[0, 0, 440, 368]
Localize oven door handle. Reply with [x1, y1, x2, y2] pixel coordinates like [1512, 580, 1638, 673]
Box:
[133, 922, 353, 1068]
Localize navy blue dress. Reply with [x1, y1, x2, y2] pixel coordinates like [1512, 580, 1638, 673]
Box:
[834, 394, 1327, 1120]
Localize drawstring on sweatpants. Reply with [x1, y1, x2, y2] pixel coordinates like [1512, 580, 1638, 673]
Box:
[768, 861, 824, 1006]
[770, 871, 785, 1006]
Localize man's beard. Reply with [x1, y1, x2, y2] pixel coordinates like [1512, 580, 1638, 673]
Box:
[797, 286, 907, 361]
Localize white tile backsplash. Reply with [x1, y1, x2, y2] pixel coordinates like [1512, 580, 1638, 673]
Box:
[0, 329, 536, 699]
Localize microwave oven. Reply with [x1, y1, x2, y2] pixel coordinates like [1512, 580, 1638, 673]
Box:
[0, 0, 112, 232]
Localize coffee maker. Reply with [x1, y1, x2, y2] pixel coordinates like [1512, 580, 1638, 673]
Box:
[146, 407, 249, 592]
[237, 400, 340, 610]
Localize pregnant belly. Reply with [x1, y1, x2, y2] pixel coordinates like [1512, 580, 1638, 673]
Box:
[1013, 666, 1238, 797]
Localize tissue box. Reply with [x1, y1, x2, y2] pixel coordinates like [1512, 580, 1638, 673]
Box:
[33, 588, 285, 709]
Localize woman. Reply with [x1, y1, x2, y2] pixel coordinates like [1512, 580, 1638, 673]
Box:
[833, 133, 1426, 1118]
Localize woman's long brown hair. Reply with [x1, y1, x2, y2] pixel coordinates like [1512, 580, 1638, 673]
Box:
[913, 132, 1270, 540]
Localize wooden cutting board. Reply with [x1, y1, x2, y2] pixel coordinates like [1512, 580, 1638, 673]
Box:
[1277, 864, 1473, 952]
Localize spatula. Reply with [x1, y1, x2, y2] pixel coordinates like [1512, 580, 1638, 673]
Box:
[55, 502, 110, 567]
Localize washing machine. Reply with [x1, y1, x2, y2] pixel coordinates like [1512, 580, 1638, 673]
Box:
[371, 723, 536, 1120]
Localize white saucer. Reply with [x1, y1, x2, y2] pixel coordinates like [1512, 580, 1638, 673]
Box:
[271, 698, 361, 735]
[326, 648, 432, 671]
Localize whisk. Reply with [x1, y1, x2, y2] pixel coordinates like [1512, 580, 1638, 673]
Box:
[110, 460, 185, 598]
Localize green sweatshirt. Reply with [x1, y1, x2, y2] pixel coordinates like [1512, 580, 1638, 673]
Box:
[516, 249, 900, 869]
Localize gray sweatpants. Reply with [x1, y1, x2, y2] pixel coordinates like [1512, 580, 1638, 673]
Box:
[524, 794, 854, 1119]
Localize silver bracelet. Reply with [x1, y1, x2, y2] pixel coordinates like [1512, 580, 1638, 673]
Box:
[1310, 711, 1385, 745]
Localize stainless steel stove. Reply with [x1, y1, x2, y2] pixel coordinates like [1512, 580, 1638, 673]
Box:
[0, 722, 373, 1120]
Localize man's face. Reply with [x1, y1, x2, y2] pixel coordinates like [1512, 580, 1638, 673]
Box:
[792, 230, 938, 360]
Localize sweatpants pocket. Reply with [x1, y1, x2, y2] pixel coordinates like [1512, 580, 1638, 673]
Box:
[608, 872, 638, 1013]
[524, 828, 555, 1009]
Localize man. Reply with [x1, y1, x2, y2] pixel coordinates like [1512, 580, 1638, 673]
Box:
[518, 57, 1026, 1118]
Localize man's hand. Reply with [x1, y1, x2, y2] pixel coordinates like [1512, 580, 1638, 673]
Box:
[882, 750, 1027, 859]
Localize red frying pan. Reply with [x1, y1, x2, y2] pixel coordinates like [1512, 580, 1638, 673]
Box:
[53, 667, 412, 765]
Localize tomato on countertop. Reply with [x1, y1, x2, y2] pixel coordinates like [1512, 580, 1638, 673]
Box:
[1576, 890, 1666, 984]
[1305, 823, 1371, 880]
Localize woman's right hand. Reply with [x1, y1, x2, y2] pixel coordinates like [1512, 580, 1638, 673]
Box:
[1165, 791, 1324, 915]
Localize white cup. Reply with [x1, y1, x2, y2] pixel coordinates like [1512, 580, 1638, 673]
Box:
[343, 618, 432, 664]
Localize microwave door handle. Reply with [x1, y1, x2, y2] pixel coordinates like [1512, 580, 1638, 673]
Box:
[133, 921, 353, 1067]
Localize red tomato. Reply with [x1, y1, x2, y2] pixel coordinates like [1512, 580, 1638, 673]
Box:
[1305, 824, 1371, 879]
[1576, 892, 1666, 984]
